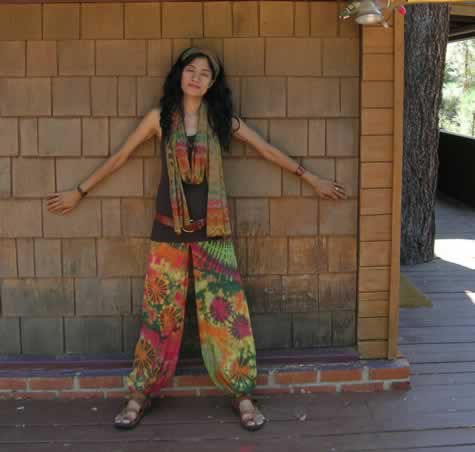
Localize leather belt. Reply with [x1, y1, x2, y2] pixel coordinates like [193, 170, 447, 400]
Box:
[155, 212, 206, 233]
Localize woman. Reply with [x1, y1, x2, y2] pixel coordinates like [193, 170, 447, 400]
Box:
[46, 47, 347, 431]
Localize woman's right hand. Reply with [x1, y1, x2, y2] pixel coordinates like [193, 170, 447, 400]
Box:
[46, 190, 83, 215]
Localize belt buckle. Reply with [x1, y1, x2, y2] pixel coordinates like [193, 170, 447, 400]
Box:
[182, 220, 194, 233]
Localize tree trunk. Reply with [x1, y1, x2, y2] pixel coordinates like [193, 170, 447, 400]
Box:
[401, 4, 450, 265]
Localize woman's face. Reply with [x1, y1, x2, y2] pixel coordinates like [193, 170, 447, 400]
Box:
[181, 56, 214, 98]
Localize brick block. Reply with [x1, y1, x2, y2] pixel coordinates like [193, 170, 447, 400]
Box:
[53, 78, 90, 116]
[341, 78, 360, 117]
[327, 237, 357, 272]
[0, 41, 25, 76]
[269, 120, 308, 156]
[34, 239, 62, 277]
[98, 238, 149, 277]
[369, 364, 410, 381]
[223, 38, 264, 76]
[110, 117, 155, 157]
[360, 241, 391, 267]
[270, 198, 318, 236]
[310, 2, 338, 37]
[144, 158, 161, 197]
[241, 77, 286, 117]
[362, 27, 394, 54]
[148, 40, 172, 76]
[0, 78, 51, 116]
[260, 2, 293, 36]
[118, 77, 137, 116]
[359, 267, 390, 292]
[232, 2, 258, 37]
[319, 273, 356, 309]
[81, 3, 123, 39]
[308, 120, 325, 156]
[2, 278, 74, 316]
[58, 40, 94, 76]
[235, 198, 269, 236]
[125, 3, 161, 39]
[62, 239, 97, 277]
[288, 78, 339, 117]
[65, 317, 122, 353]
[80, 376, 124, 389]
[266, 38, 321, 76]
[13, 157, 55, 198]
[20, 119, 38, 156]
[281, 274, 317, 312]
[102, 199, 122, 237]
[97, 40, 146, 76]
[360, 214, 391, 241]
[26, 41, 56, 77]
[0, 319, 20, 353]
[0, 200, 42, 237]
[320, 368, 362, 382]
[0, 158, 10, 198]
[56, 158, 143, 197]
[323, 38, 359, 76]
[137, 77, 164, 116]
[293, 312, 332, 347]
[122, 199, 155, 237]
[21, 318, 64, 354]
[362, 80, 394, 109]
[124, 315, 141, 353]
[17, 238, 34, 277]
[361, 162, 393, 188]
[332, 311, 356, 346]
[362, 54, 394, 81]
[319, 200, 357, 235]
[0, 5, 41, 40]
[223, 159, 281, 197]
[361, 135, 393, 162]
[83, 118, 109, 157]
[327, 119, 359, 157]
[91, 77, 117, 117]
[288, 237, 318, 274]
[162, 3, 203, 38]
[43, 4, 80, 40]
[0, 118, 18, 156]
[76, 278, 131, 315]
[247, 237, 287, 275]
[360, 188, 392, 215]
[39, 119, 81, 156]
[204, 2, 232, 37]
[301, 158, 335, 196]
[251, 313, 292, 349]
[336, 159, 358, 198]
[243, 275, 282, 313]
[0, 239, 17, 277]
[295, 2, 310, 36]
[275, 370, 317, 385]
[43, 199, 101, 238]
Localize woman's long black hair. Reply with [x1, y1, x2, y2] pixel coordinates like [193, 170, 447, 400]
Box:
[159, 49, 236, 153]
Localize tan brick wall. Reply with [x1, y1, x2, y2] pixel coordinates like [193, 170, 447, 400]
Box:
[0, 1, 363, 355]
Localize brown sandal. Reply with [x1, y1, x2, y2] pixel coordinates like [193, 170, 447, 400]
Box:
[231, 395, 266, 431]
[113, 396, 152, 430]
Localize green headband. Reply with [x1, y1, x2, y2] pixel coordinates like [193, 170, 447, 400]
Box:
[180, 47, 221, 80]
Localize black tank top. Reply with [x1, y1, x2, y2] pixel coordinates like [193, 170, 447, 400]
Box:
[150, 135, 223, 243]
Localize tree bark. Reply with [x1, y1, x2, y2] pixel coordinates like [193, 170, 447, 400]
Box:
[401, 4, 450, 264]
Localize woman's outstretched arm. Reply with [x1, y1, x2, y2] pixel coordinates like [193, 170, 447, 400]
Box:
[232, 117, 347, 201]
[47, 108, 161, 215]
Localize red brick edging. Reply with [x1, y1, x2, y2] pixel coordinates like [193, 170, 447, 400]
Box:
[0, 358, 410, 399]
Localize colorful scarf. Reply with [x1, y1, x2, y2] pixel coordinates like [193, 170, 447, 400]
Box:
[165, 102, 232, 237]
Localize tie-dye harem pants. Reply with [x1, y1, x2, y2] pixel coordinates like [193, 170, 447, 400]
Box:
[126, 239, 257, 397]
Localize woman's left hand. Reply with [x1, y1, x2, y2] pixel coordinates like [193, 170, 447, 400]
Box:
[306, 173, 347, 200]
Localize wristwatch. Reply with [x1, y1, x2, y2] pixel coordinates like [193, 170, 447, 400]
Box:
[76, 184, 88, 198]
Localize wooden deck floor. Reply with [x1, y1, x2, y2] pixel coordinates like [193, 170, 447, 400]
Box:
[1, 193, 475, 451]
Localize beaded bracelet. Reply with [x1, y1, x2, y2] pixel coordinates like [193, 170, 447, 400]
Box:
[295, 164, 305, 177]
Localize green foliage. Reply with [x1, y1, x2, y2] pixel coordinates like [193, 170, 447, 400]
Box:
[440, 39, 475, 136]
